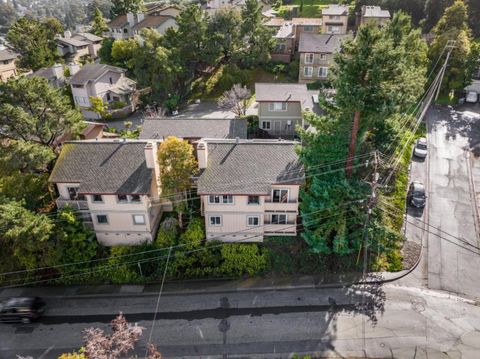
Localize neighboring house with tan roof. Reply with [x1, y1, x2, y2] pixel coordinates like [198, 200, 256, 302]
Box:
[49, 140, 170, 246]
[0, 48, 19, 82]
[357, 5, 391, 28]
[197, 139, 304, 242]
[265, 17, 322, 62]
[255, 83, 320, 138]
[70, 63, 136, 120]
[322, 4, 349, 34]
[108, 6, 179, 39]
[139, 118, 248, 142]
[56, 31, 103, 63]
[298, 33, 350, 83]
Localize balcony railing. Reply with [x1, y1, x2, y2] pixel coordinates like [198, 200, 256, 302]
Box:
[56, 197, 89, 211]
[264, 199, 298, 204]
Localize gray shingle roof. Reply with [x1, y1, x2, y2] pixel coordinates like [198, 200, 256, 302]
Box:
[0, 48, 19, 61]
[198, 140, 304, 195]
[70, 64, 126, 85]
[49, 141, 153, 194]
[139, 118, 248, 140]
[362, 5, 390, 18]
[322, 4, 348, 16]
[57, 37, 89, 47]
[72, 32, 103, 43]
[255, 83, 319, 112]
[298, 33, 350, 53]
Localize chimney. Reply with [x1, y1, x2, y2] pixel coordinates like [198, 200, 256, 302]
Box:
[67, 63, 80, 76]
[52, 63, 64, 79]
[64, 30, 72, 39]
[197, 141, 208, 169]
[235, 137, 240, 144]
[127, 12, 136, 27]
[137, 12, 145, 23]
[144, 141, 157, 169]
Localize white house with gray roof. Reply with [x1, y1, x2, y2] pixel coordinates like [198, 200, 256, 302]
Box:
[298, 33, 351, 83]
[70, 63, 136, 120]
[357, 5, 391, 28]
[197, 139, 304, 242]
[255, 83, 320, 138]
[49, 139, 171, 246]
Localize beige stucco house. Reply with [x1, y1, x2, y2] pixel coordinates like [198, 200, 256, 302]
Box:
[322, 4, 349, 34]
[70, 63, 136, 120]
[298, 33, 350, 83]
[357, 5, 391, 28]
[108, 6, 179, 40]
[197, 139, 304, 242]
[49, 140, 170, 246]
[255, 83, 320, 138]
[0, 48, 19, 82]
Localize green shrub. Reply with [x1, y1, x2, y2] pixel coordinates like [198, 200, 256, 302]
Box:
[156, 217, 179, 247]
[287, 60, 299, 80]
[220, 244, 268, 276]
[111, 101, 127, 109]
[179, 218, 204, 249]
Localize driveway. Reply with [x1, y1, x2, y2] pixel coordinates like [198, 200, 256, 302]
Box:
[175, 101, 236, 119]
[405, 104, 480, 300]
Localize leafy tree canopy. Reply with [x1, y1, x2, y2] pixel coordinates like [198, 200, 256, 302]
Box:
[91, 7, 109, 36]
[110, 0, 144, 17]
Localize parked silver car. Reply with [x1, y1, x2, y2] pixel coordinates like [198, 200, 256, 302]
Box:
[413, 137, 427, 158]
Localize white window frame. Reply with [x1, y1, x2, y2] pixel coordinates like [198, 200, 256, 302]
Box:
[96, 214, 109, 225]
[208, 195, 234, 204]
[209, 215, 222, 226]
[247, 216, 260, 227]
[272, 188, 289, 203]
[304, 53, 314, 64]
[319, 53, 327, 60]
[303, 66, 313, 77]
[117, 194, 141, 203]
[268, 102, 288, 112]
[271, 213, 287, 225]
[247, 195, 260, 205]
[318, 67, 328, 78]
[327, 25, 341, 34]
[132, 214, 146, 225]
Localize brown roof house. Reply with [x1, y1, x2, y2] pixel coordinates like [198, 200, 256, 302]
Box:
[298, 33, 350, 83]
[49, 139, 171, 246]
[70, 63, 136, 120]
[108, 6, 179, 40]
[255, 82, 320, 138]
[265, 17, 322, 63]
[56, 31, 103, 64]
[197, 139, 304, 242]
[322, 4, 349, 34]
[0, 48, 19, 82]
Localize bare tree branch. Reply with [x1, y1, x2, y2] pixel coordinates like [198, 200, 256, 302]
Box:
[217, 84, 251, 117]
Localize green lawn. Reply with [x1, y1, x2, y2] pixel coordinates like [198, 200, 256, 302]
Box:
[291, 0, 339, 5]
[278, 2, 353, 18]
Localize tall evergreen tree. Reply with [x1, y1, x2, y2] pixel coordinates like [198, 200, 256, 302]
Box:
[110, 0, 143, 17]
[466, 0, 480, 38]
[7, 17, 63, 71]
[423, 0, 454, 33]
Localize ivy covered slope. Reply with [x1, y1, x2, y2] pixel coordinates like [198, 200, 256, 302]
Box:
[297, 12, 429, 272]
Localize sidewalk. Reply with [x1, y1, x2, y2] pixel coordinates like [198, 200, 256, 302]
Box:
[0, 271, 408, 299]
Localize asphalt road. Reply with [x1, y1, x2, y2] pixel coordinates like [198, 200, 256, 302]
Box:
[2, 285, 480, 359]
[419, 105, 480, 300]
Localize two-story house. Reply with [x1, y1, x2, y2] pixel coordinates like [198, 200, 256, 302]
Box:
[56, 31, 103, 64]
[108, 6, 179, 40]
[321, 4, 349, 34]
[357, 5, 391, 28]
[49, 140, 170, 246]
[298, 33, 350, 83]
[0, 48, 19, 82]
[70, 63, 136, 120]
[255, 82, 320, 138]
[197, 139, 304, 242]
[265, 17, 322, 62]
[30, 64, 66, 89]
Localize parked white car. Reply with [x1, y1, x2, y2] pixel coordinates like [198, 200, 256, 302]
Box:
[413, 137, 428, 158]
[466, 91, 478, 103]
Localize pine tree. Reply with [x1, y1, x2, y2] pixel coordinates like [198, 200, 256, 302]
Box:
[91, 7, 108, 36]
[110, 0, 144, 17]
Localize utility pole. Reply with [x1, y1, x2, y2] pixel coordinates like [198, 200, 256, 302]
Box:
[360, 151, 379, 357]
